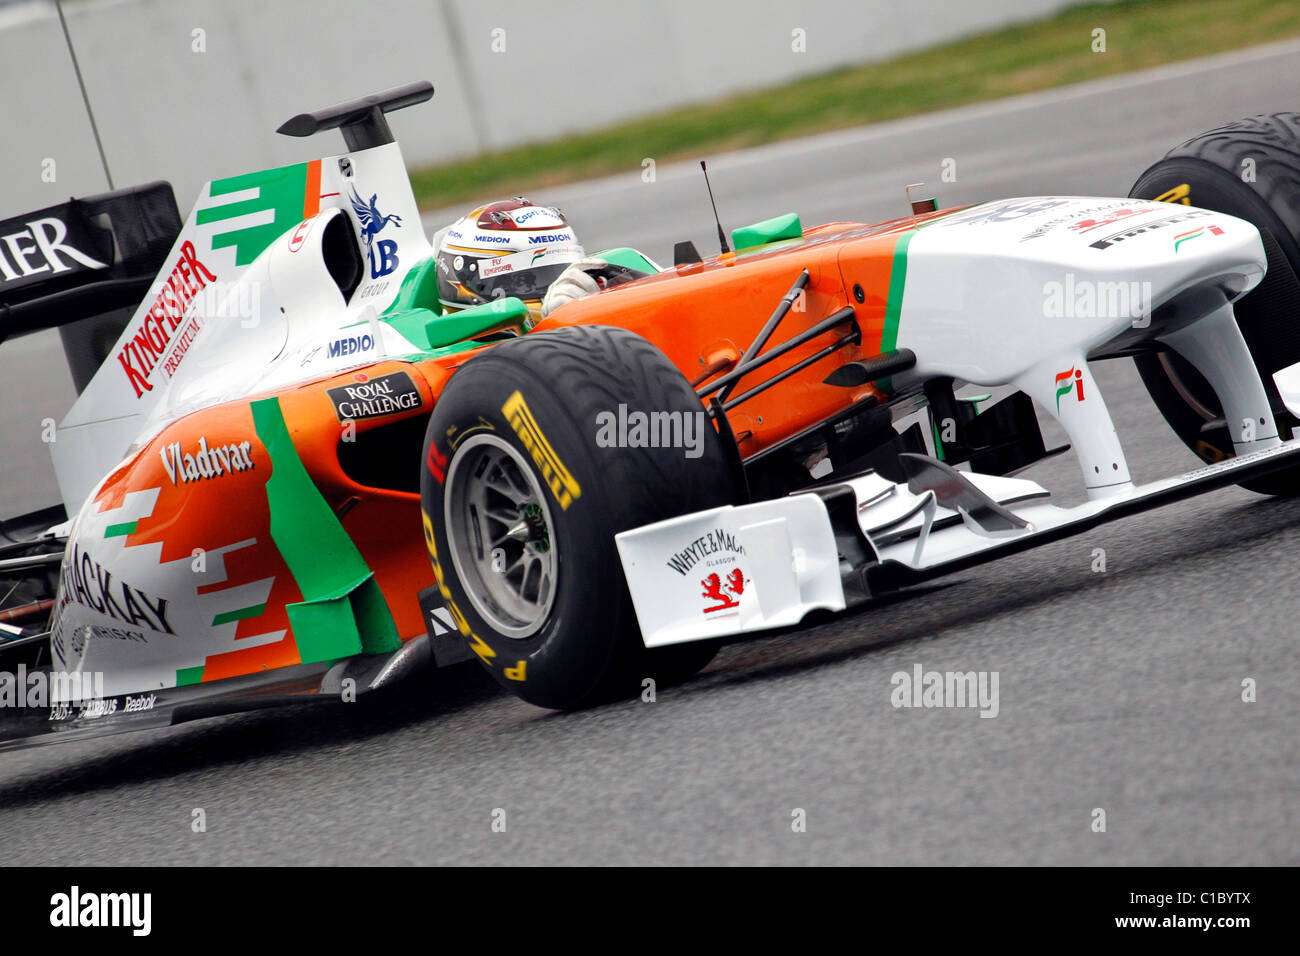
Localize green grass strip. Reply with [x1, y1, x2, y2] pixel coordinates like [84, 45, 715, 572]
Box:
[410, 0, 1300, 209]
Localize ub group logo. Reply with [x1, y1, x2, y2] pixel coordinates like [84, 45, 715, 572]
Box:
[350, 185, 402, 278]
[349, 185, 402, 245]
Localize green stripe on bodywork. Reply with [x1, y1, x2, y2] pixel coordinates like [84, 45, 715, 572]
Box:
[731, 213, 803, 252]
[250, 397, 400, 663]
[212, 603, 267, 627]
[176, 665, 204, 687]
[383, 256, 441, 315]
[381, 309, 438, 350]
[425, 296, 530, 349]
[881, 229, 915, 352]
[734, 237, 804, 259]
[380, 257, 442, 348]
[879, 206, 978, 350]
[591, 247, 663, 273]
[196, 163, 310, 267]
[104, 521, 138, 538]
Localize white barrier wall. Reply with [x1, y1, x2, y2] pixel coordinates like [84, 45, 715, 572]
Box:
[0, 0, 1077, 216]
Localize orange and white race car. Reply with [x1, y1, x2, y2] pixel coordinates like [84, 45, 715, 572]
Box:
[3, 84, 1300, 747]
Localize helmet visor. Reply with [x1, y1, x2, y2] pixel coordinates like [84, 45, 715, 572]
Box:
[468, 261, 573, 302]
[458, 247, 584, 303]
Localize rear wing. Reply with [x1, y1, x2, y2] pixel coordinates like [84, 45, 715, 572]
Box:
[0, 183, 182, 391]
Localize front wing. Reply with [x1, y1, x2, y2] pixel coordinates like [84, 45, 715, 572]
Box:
[616, 399, 1300, 650]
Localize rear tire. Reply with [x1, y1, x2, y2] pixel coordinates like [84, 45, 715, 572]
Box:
[420, 325, 733, 709]
[1130, 112, 1300, 495]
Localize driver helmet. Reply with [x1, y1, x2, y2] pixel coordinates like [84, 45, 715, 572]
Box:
[433, 199, 585, 317]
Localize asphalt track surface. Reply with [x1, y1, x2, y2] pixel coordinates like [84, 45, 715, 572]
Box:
[2, 42, 1300, 865]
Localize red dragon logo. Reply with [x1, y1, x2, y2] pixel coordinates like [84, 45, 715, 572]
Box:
[701, 568, 746, 613]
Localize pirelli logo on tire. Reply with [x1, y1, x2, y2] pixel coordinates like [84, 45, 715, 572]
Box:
[422, 509, 499, 670]
[1154, 184, 1191, 205]
[501, 390, 582, 510]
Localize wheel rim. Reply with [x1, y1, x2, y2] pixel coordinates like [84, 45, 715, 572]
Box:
[443, 433, 557, 639]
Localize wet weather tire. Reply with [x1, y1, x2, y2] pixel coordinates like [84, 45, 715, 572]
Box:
[420, 325, 734, 709]
[1130, 112, 1300, 495]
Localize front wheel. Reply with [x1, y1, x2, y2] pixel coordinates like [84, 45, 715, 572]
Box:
[1130, 112, 1300, 495]
[420, 325, 735, 709]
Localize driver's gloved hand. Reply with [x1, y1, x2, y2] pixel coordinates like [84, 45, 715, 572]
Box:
[541, 258, 608, 317]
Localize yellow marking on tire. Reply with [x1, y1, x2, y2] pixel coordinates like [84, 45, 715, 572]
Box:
[1195, 439, 1227, 463]
[466, 631, 498, 665]
[1154, 184, 1191, 205]
[501, 390, 582, 510]
[447, 417, 497, 450]
[504, 660, 527, 682]
[422, 509, 437, 556]
[422, 507, 496, 666]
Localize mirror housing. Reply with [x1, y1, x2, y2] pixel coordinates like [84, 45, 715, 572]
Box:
[424, 296, 530, 348]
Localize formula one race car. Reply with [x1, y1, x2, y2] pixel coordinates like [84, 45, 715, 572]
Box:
[3, 83, 1300, 747]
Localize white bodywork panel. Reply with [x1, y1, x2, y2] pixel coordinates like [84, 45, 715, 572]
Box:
[892, 197, 1268, 499]
[893, 197, 1265, 385]
[50, 142, 431, 512]
[615, 495, 845, 648]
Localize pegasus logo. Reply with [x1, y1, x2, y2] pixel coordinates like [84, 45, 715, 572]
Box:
[349, 186, 402, 245]
[349, 186, 402, 278]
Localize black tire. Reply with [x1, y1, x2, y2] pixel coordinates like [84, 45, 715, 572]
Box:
[1130, 112, 1300, 495]
[420, 325, 734, 709]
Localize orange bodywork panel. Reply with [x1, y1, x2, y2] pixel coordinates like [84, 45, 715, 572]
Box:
[86, 359, 462, 680]
[531, 213, 944, 456]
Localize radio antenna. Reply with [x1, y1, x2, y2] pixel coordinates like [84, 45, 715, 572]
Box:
[700, 161, 730, 255]
[56, 0, 114, 190]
